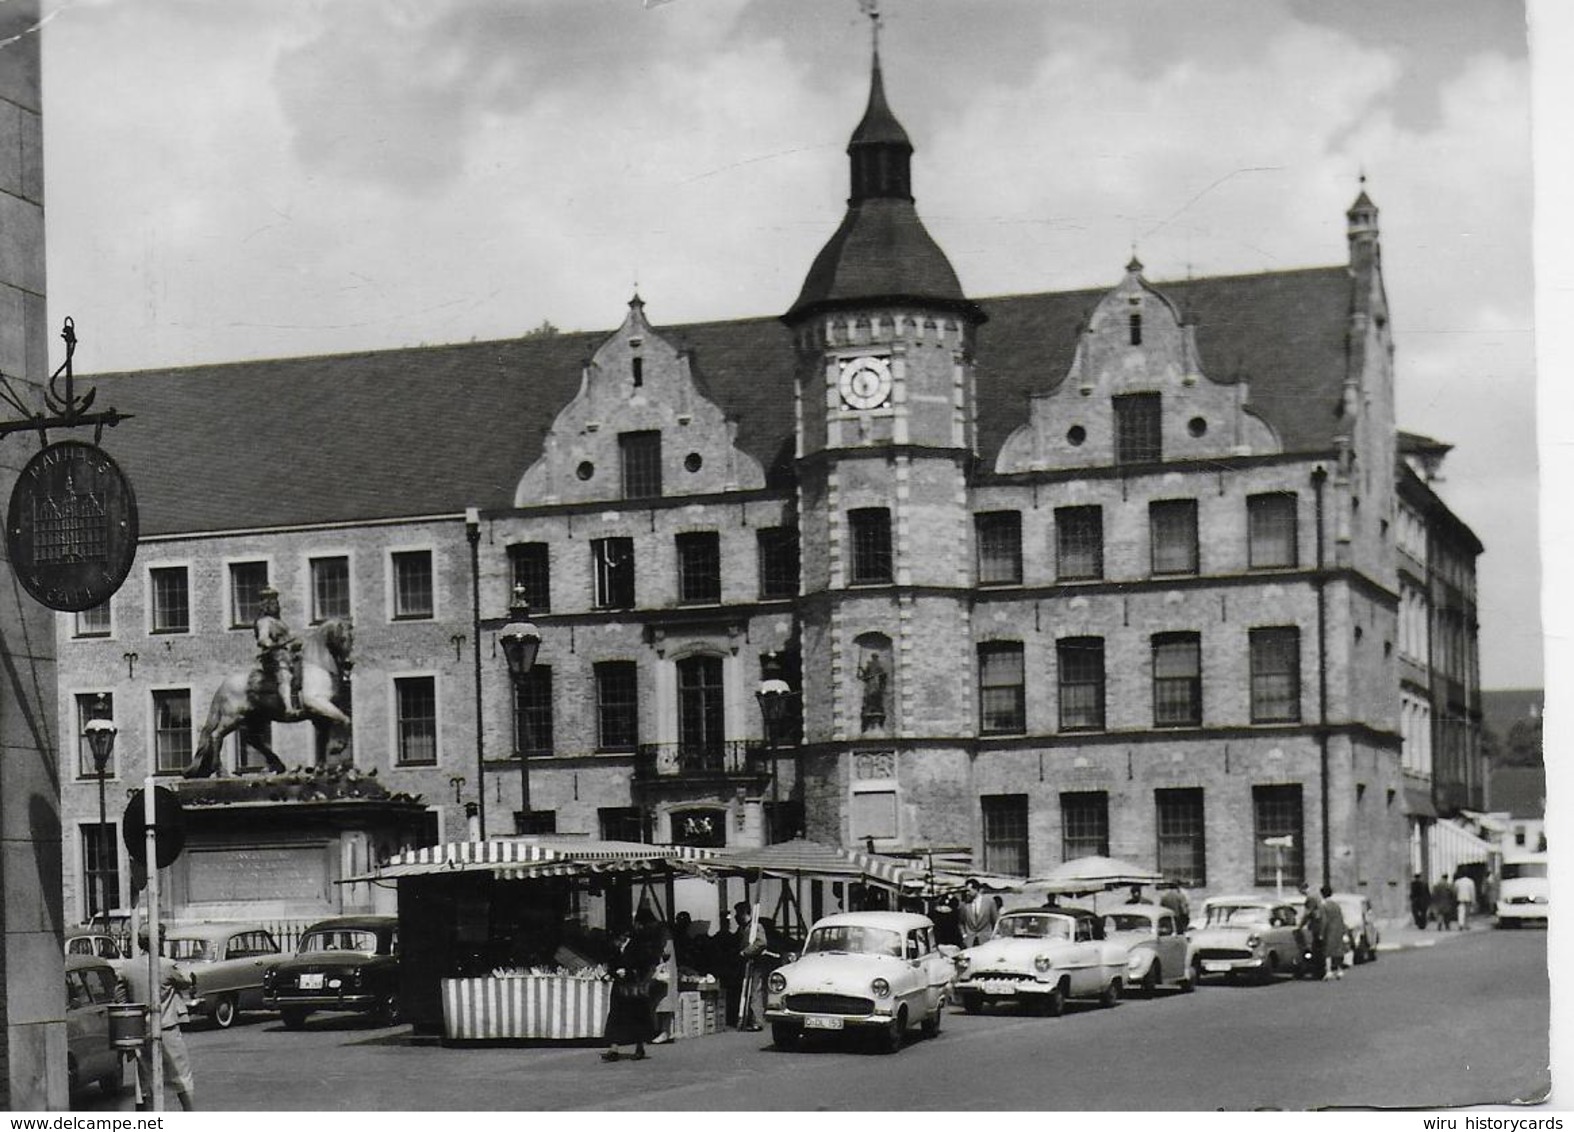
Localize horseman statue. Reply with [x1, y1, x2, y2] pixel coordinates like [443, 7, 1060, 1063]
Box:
[184, 587, 354, 778]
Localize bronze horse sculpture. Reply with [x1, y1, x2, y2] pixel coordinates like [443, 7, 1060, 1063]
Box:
[183, 618, 354, 778]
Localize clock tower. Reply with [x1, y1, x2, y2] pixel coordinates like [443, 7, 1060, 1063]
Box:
[783, 37, 985, 852]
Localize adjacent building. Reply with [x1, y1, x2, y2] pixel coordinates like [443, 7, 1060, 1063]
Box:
[57, 45, 1484, 928]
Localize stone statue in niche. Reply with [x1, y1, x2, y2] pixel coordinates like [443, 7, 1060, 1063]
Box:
[858, 650, 889, 732]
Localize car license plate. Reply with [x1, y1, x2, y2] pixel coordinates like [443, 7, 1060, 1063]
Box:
[299, 973, 324, 990]
[1202, 961, 1231, 973]
[804, 1015, 844, 1031]
[980, 980, 1017, 996]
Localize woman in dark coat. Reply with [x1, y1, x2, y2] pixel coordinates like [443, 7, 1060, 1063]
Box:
[602, 924, 659, 1061]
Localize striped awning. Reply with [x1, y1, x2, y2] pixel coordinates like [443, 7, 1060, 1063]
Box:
[344, 838, 719, 884]
[694, 839, 927, 891]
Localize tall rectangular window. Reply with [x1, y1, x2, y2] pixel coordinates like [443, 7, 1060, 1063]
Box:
[311, 556, 351, 622]
[1152, 632, 1202, 727]
[75, 602, 112, 638]
[978, 642, 1026, 735]
[677, 655, 725, 759]
[394, 676, 437, 766]
[619, 430, 663, 499]
[976, 512, 1023, 585]
[676, 532, 722, 605]
[981, 794, 1030, 877]
[1250, 627, 1302, 723]
[82, 825, 120, 920]
[1057, 637, 1105, 731]
[757, 528, 800, 599]
[592, 538, 635, 610]
[849, 508, 892, 584]
[513, 665, 553, 755]
[1248, 493, 1299, 568]
[1253, 784, 1304, 887]
[508, 543, 551, 613]
[229, 561, 269, 628]
[1114, 392, 1162, 464]
[392, 550, 434, 620]
[1055, 506, 1103, 581]
[1156, 788, 1206, 886]
[595, 661, 639, 749]
[1061, 791, 1109, 860]
[1150, 500, 1199, 575]
[149, 567, 190, 634]
[76, 692, 114, 778]
[152, 689, 193, 774]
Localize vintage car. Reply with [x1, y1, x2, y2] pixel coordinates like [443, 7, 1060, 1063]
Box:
[764, 911, 951, 1053]
[263, 915, 401, 1029]
[952, 906, 1126, 1015]
[1496, 853, 1548, 928]
[1326, 893, 1380, 963]
[162, 922, 284, 1028]
[1101, 903, 1198, 995]
[1190, 896, 1304, 982]
[65, 954, 123, 1097]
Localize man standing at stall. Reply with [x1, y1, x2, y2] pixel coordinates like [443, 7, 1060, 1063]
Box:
[734, 902, 769, 1032]
[957, 880, 999, 947]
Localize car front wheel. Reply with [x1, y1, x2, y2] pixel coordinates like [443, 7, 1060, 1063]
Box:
[1041, 984, 1065, 1018]
[921, 997, 944, 1038]
[1139, 965, 1159, 998]
[879, 1009, 906, 1054]
[1099, 978, 1121, 1008]
[771, 1022, 801, 1051]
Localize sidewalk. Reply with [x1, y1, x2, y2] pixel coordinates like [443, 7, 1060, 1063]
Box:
[1375, 912, 1495, 953]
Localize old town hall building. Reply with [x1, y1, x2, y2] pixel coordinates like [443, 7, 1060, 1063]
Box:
[56, 47, 1482, 928]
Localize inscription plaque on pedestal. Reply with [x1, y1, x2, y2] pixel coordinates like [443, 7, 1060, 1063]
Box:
[6, 440, 138, 612]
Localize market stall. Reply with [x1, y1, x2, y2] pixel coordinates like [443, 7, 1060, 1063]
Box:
[348, 837, 722, 1041]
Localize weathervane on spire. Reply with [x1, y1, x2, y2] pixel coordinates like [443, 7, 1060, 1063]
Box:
[859, 0, 881, 51]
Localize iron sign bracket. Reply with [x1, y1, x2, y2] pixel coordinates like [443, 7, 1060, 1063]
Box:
[0, 318, 132, 447]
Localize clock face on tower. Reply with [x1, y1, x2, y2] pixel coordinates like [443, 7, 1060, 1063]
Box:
[838, 355, 893, 411]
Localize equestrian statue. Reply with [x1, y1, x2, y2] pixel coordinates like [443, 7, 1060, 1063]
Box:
[184, 586, 354, 777]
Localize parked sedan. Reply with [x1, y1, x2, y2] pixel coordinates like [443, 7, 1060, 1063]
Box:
[1190, 896, 1304, 982]
[162, 923, 284, 1028]
[1101, 904, 1198, 995]
[263, 915, 400, 1029]
[764, 911, 951, 1053]
[952, 906, 1127, 1015]
[65, 954, 123, 1098]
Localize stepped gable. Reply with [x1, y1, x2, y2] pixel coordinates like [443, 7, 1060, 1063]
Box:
[88, 266, 1354, 536]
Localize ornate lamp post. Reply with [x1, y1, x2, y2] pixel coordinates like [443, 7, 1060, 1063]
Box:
[755, 671, 793, 844]
[83, 707, 119, 929]
[498, 584, 542, 831]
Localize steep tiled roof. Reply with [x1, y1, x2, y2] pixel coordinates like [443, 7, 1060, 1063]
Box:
[89, 264, 1355, 536]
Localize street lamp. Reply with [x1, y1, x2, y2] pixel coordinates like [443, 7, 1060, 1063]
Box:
[84, 705, 119, 931]
[755, 671, 792, 844]
[498, 584, 542, 831]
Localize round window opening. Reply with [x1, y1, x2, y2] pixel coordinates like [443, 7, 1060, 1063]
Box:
[684, 452, 703, 473]
[1066, 425, 1087, 446]
[576, 461, 594, 481]
[1187, 417, 1207, 438]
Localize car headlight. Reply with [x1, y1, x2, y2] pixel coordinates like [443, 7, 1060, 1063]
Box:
[954, 955, 971, 975]
[1033, 955, 1053, 973]
[871, 978, 891, 998]
[768, 972, 786, 993]
[1126, 954, 1145, 972]
[1245, 934, 1261, 949]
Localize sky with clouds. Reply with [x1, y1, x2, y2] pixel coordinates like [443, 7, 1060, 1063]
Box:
[35, 0, 1544, 690]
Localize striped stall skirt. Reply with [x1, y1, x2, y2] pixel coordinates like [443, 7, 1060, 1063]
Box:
[441, 976, 611, 1041]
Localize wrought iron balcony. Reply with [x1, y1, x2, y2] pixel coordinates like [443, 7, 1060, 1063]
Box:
[633, 740, 769, 780]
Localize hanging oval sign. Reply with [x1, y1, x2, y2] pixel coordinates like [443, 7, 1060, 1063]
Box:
[6, 440, 139, 612]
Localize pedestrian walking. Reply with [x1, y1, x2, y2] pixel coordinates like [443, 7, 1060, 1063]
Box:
[602, 924, 658, 1062]
[1409, 873, 1430, 930]
[1430, 873, 1456, 930]
[1319, 885, 1347, 980]
[117, 927, 197, 1112]
[957, 880, 999, 947]
[1159, 883, 1191, 932]
[1297, 882, 1325, 976]
[638, 907, 679, 1044]
[1453, 871, 1478, 930]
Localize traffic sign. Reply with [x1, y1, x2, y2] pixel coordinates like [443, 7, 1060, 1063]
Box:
[122, 786, 186, 868]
